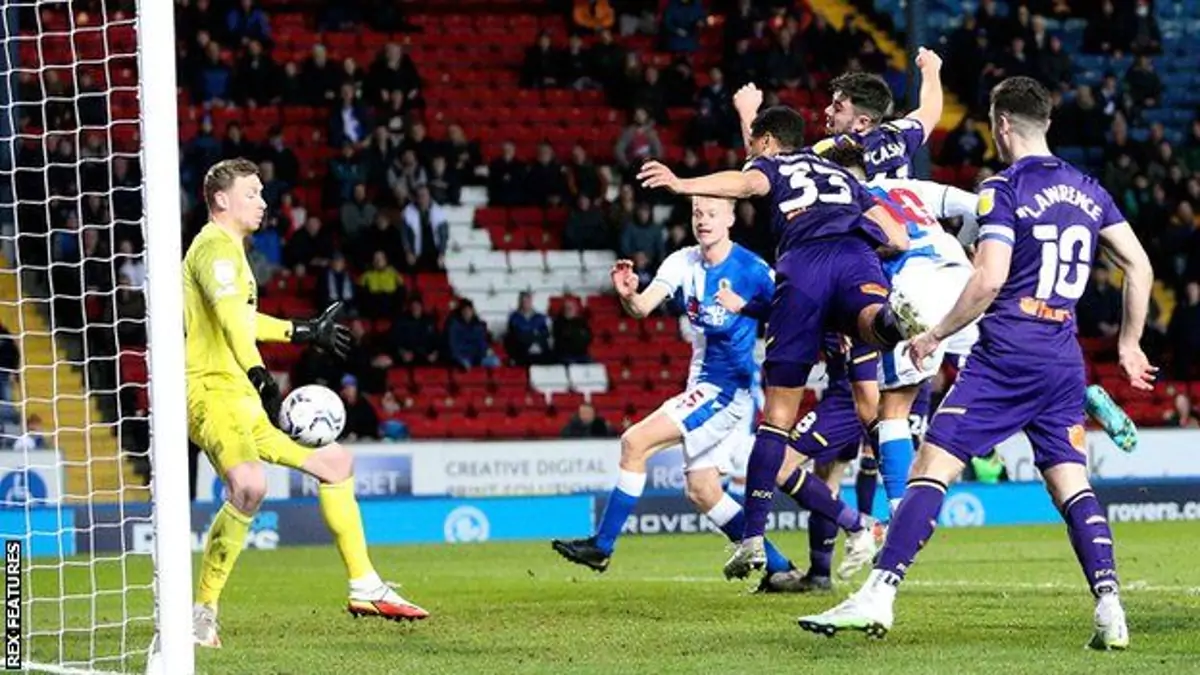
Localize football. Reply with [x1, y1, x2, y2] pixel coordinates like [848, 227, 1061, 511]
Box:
[278, 384, 346, 448]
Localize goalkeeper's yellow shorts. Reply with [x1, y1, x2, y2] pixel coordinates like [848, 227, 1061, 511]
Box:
[187, 380, 311, 476]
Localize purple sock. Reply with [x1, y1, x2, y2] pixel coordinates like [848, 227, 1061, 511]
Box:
[741, 424, 790, 540]
[1061, 489, 1120, 596]
[856, 455, 879, 519]
[780, 468, 862, 532]
[874, 478, 946, 582]
[807, 513, 838, 578]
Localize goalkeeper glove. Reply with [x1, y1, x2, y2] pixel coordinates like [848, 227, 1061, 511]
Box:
[292, 302, 352, 359]
[247, 366, 283, 427]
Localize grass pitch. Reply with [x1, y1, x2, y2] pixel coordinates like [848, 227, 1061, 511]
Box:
[25, 522, 1200, 674]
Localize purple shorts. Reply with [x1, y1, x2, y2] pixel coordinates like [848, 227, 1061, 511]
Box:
[791, 388, 865, 465]
[763, 238, 889, 388]
[925, 350, 1087, 472]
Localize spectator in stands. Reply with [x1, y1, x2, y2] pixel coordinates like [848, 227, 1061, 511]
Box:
[340, 183, 378, 241]
[619, 202, 665, 269]
[219, 123, 253, 164]
[12, 414, 46, 452]
[572, 0, 615, 34]
[618, 0, 659, 37]
[1130, 0, 1162, 54]
[1172, 283, 1200, 379]
[246, 233, 281, 286]
[1084, 1, 1129, 55]
[358, 250, 405, 319]
[1103, 152, 1139, 202]
[319, 253, 357, 317]
[340, 57, 366, 95]
[1125, 55, 1163, 114]
[630, 66, 668, 123]
[614, 108, 663, 174]
[1164, 392, 1199, 428]
[447, 301, 498, 369]
[259, 126, 299, 187]
[116, 272, 147, 348]
[724, 38, 764, 91]
[192, 39, 232, 105]
[402, 186, 449, 272]
[327, 142, 367, 206]
[1037, 34, 1074, 91]
[665, 220, 694, 256]
[366, 43, 422, 109]
[1053, 86, 1107, 148]
[344, 318, 390, 394]
[427, 156, 462, 207]
[258, 160, 287, 211]
[353, 212, 406, 274]
[587, 28, 626, 94]
[285, 215, 334, 275]
[339, 375, 381, 441]
[564, 193, 611, 251]
[1077, 266, 1123, 339]
[565, 144, 601, 200]
[303, 43, 341, 105]
[225, 0, 270, 47]
[488, 141, 527, 206]
[279, 61, 305, 105]
[232, 39, 278, 107]
[446, 124, 484, 185]
[561, 402, 612, 438]
[939, 115, 988, 167]
[553, 297, 592, 363]
[731, 201, 773, 264]
[765, 26, 811, 91]
[330, 83, 372, 148]
[361, 126, 395, 189]
[387, 149, 428, 206]
[1184, 120, 1200, 174]
[182, 117, 222, 192]
[663, 56, 696, 108]
[278, 192, 307, 236]
[661, 0, 706, 53]
[526, 143, 569, 207]
[506, 292, 553, 366]
[0, 323, 18, 405]
[563, 35, 598, 90]
[116, 240, 146, 289]
[523, 32, 563, 89]
[390, 298, 441, 365]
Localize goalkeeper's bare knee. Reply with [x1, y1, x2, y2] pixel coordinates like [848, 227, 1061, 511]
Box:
[304, 443, 354, 484]
[224, 461, 267, 514]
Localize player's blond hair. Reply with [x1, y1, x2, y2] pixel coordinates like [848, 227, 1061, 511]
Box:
[203, 158, 260, 211]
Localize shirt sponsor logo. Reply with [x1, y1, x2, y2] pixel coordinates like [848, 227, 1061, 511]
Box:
[977, 188, 995, 216]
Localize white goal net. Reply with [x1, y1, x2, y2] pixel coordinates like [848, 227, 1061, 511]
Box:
[0, 1, 192, 673]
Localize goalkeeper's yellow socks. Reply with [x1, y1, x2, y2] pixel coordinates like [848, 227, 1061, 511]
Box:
[319, 478, 376, 582]
[196, 501, 254, 608]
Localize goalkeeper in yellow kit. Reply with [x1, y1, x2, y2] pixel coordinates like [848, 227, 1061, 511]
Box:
[185, 159, 428, 649]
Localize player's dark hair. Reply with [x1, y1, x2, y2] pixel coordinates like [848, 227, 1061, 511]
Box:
[749, 106, 806, 151]
[829, 72, 894, 123]
[990, 76, 1052, 126]
[818, 137, 866, 174]
[203, 158, 259, 210]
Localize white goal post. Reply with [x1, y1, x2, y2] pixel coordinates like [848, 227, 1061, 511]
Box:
[0, 1, 193, 673]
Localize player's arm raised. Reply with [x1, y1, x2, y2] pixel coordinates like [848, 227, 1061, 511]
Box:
[1099, 220, 1157, 390]
[906, 47, 944, 142]
[733, 83, 763, 152]
[638, 161, 770, 200]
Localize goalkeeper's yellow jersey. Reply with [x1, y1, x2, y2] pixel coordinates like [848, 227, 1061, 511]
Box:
[183, 222, 291, 396]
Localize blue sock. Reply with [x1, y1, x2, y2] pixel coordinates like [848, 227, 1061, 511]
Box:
[706, 494, 791, 573]
[594, 470, 645, 554]
[856, 455, 879, 519]
[878, 418, 914, 513]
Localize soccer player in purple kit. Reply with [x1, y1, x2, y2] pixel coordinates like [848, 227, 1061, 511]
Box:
[822, 47, 944, 180]
[638, 105, 918, 581]
[798, 77, 1156, 650]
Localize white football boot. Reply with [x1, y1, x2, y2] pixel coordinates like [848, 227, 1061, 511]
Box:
[798, 571, 897, 639]
[1087, 592, 1129, 651]
[837, 520, 879, 579]
[192, 603, 221, 649]
[723, 536, 766, 580]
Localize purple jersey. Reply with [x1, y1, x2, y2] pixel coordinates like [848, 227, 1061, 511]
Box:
[846, 118, 926, 180]
[974, 155, 1126, 366]
[745, 151, 886, 253]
